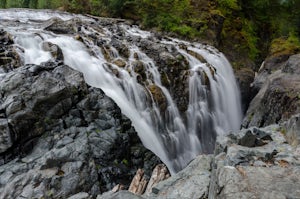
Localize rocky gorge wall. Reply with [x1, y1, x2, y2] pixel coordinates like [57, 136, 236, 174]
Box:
[0, 10, 300, 199]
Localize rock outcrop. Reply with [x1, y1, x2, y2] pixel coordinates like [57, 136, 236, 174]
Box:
[243, 54, 300, 127]
[0, 62, 160, 198]
[209, 125, 300, 199]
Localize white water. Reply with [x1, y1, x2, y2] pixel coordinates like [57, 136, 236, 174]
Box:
[0, 9, 242, 174]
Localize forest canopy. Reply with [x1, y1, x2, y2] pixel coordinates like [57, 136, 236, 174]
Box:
[1, 0, 300, 64]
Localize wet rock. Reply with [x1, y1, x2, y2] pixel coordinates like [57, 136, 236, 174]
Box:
[113, 59, 126, 68]
[0, 30, 21, 72]
[110, 38, 130, 59]
[147, 85, 167, 113]
[0, 29, 13, 45]
[42, 41, 64, 62]
[45, 18, 80, 34]
[187, 49, 207, 63]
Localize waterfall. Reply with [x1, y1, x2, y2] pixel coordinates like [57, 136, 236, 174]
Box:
[0, 9, 242, 174]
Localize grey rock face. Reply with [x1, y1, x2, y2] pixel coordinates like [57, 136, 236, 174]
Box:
[0, 119, 12, 153]
[281, 114, 300, 146]
[0, 62, 160, 198]
[243, 54, 300, 128]
[147, 155, 212, 199]
[235, 68, 256, 113]
[209, 125, 300, 199]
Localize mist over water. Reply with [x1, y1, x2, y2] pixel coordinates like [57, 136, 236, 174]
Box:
[0, 9, 242, 174]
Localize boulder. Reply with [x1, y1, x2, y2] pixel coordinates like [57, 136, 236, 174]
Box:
[45, 18, 80, 34]
[42, 41, 64, 62]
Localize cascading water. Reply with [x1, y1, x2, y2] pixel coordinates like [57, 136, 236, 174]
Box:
[0, 9, 242, 174]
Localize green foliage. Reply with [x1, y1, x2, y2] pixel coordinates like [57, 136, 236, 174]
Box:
[1, 0, 300, 62]
[137, 0, 201, 39]
[37, 0, 51, 9]
[240, 19, 259, 60]
[0, 0, 6, 8]
[217, 0, 240, 12]
[6, 0, 24, 8]
[270, 33, 300, 56]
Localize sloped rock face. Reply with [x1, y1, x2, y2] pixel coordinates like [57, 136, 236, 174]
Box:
[146, 155, 212, 199]
[243, 54, 300, 127]
[209, 125, 300, 199]
[0, 62, 160, 198]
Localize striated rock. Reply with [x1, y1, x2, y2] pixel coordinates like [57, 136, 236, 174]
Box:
[209, 125, 300, 199]
[111, 184, 125, 193]
[128, 169, 148, 195]
[145, 164, 170, 194]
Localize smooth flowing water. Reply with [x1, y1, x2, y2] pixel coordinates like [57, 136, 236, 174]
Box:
[0, 9, 242, 174]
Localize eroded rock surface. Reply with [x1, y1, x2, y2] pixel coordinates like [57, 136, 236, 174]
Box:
[0, 62, 160, 198]
[209, 125, 300, 199]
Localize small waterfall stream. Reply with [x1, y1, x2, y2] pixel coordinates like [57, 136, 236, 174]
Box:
[0, 9, 242, 174]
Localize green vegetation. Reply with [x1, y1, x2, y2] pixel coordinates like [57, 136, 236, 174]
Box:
[1, 0, 300, 65]
[270, 33, 300, 57]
